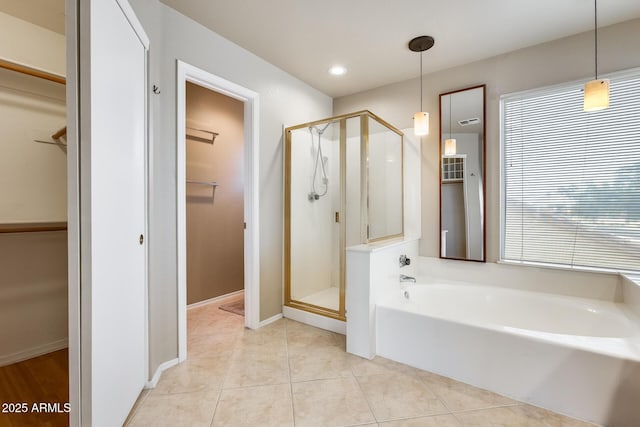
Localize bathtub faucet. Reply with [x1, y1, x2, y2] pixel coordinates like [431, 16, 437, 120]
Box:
[400, 274, 416, 283]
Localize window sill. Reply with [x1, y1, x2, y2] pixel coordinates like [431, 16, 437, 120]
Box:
[497, 259, 635, 277]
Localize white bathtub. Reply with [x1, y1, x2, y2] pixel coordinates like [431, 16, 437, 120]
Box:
[376, 282, 640, 426]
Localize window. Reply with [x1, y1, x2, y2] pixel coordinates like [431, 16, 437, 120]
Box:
[501, 70, 640, 272]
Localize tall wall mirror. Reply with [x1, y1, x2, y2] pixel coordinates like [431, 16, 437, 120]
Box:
[439, 85, 486, 262]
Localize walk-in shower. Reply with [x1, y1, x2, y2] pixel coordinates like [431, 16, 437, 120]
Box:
[285, 111, 404, 321]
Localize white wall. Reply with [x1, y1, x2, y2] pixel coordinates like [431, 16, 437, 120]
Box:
[0, 11, 66, 77]
[335, 18, 640, 277]
[128, 0, 332, 376]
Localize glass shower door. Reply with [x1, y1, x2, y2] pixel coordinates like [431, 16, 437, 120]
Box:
[286, 120, 343, 318]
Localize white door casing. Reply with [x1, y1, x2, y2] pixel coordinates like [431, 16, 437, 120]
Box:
[76, 0, 149, 425]
[176, 61, 260, 361]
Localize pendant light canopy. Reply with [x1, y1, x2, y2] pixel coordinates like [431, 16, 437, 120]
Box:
[584, 0, 609, 112]
[409, 36, 435, 136]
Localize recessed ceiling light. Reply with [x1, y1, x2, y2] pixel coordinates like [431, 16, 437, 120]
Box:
[328, 65, 347, 76]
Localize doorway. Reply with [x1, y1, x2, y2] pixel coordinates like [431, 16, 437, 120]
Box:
[185, 82, 245, 308]
[177, 61, 260, 361]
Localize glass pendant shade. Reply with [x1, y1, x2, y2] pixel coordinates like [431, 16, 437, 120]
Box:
[583, 79, 610, 111]
[444, 138, 457, 156]
[414, 112, 429, 136]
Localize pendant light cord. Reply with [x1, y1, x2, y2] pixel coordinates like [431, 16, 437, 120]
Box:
[449, 94, 453, 139]
[419, 51, 423, 111]
[594, 0, 598, 79]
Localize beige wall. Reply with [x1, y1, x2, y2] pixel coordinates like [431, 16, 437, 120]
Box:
[185, 82, 244, 304]
[0, 11, 66, 77]
[0, 68, 67, 223]
[334, 18, 640, 262]
[0, 231, 68, 365]
[0, 35, 67, 363]
[129, 0, 332, 376]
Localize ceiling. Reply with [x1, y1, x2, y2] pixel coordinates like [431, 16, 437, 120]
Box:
[0, 0, 65, 34]
[441, 87, 484, 134]
[161, 0, 640, 97]
[3, 1, 639, 98]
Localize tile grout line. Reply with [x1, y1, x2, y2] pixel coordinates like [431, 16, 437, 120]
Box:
[207, 309, 245, 427]
[415, 372, 457, 417]
[450, 402, 525, 415]
[351, 366, 380, 424]
[284, 319, 298, 427]
[123, 389, 151, 426]
[412, 373, 529, 426]
[449, 410, 466, 427]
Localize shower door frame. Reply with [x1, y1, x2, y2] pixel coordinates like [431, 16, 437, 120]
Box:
[284, 110, 404, 321]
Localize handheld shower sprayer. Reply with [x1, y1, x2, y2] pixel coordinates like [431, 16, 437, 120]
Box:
[308, 123, 330, 202]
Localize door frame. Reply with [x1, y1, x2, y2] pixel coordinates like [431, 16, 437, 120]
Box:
[176, 61, 260, 361]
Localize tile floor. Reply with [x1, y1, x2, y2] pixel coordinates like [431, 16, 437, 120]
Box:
[125, 296, 594, 427]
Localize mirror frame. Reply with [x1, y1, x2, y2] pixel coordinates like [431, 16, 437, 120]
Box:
[438, 84, 486, 262]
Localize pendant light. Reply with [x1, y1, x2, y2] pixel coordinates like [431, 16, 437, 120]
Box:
[409, 36, 435, 136]
[444, 94, 456, 156]
[583, 0, 609, 111]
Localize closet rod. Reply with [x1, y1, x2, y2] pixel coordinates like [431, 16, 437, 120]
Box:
[0, 222, 68, 233]
[0, 59, 66, 85]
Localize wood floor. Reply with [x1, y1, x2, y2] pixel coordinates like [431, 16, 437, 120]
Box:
[0, 349, 69, 427]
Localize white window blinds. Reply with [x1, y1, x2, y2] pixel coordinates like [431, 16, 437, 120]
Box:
[501, 72, 640, 272]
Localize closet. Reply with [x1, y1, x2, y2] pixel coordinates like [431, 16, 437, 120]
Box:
[185, 82, 245, 307]
[0, 8, 68, 426]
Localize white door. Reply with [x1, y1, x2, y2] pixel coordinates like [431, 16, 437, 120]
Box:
[80, 0, 149, 425]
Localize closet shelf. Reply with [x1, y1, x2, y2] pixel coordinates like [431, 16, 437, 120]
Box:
[186, 126, 218, 144]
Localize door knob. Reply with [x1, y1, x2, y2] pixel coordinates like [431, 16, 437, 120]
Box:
[139, 234, 144, 245]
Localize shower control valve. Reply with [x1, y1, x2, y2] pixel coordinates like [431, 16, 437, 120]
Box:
[399, 254, 411, 267]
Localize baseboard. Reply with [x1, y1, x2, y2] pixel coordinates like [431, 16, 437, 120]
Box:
[259, 313, 283, 328]
[282, 306, 346, 334]
[0, 339, 68, 367]
[187, 289, 244, 310]
[146, 358, 180, 389]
